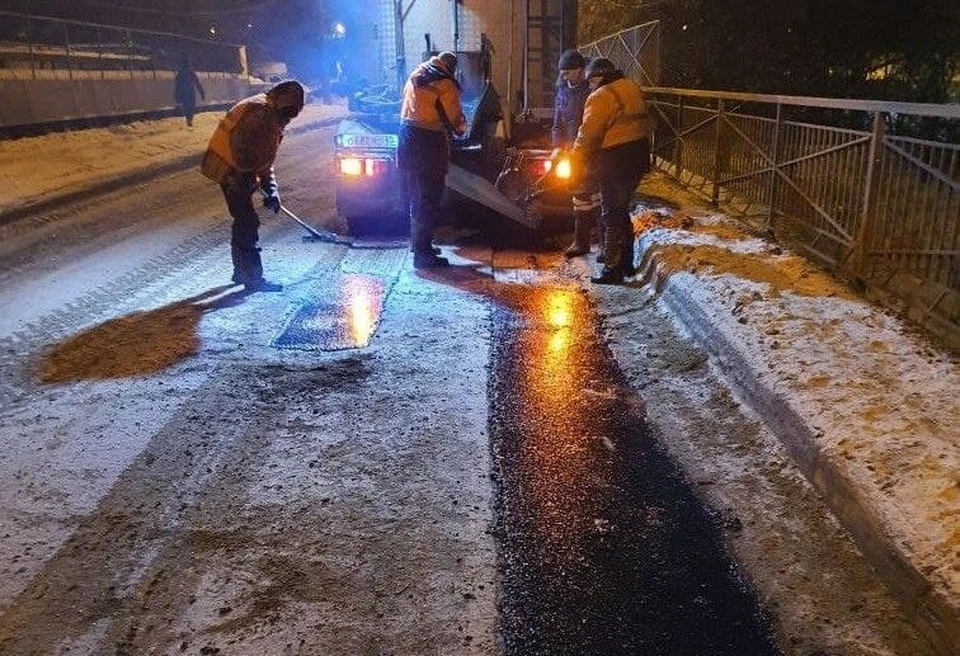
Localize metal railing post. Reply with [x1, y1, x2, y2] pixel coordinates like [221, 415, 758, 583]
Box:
[98, 27, 104, 79]
[126, 30, 134, 79]
[766, 102, 783, 228]
[64, 23, 73, 80]
[854, 111, 886, 277]
[673, 94, 683, 178]
[711, 98, 725, 205]
[26, 13, 36, 80]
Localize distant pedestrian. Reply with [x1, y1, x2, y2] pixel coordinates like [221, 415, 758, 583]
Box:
[571, 58, 652, 285]
[551, 48, 602, 258]
[175, 59, 206, 127]
[398, 51, 468, 268]
[200, 80, 305, 292]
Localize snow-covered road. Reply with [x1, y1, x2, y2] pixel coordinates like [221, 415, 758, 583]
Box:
[0, 110, 955, 655]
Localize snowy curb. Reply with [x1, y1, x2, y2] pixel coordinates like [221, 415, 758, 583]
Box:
[0, 114, 345, 227]
[633, 234, 959, 654]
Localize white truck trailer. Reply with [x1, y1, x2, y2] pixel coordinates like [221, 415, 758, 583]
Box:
[333, 0, 578, 234]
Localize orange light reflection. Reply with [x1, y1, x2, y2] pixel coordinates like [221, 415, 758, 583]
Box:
[345, 278, 377, 346]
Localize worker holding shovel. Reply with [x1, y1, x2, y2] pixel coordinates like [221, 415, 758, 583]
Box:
[201, 80, 305, 292]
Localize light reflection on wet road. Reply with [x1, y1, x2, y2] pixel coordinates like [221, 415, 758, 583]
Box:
[272, 273, 386, 351]
[489, 285, 779, 656]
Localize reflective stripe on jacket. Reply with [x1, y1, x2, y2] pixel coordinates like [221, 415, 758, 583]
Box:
[201, 93, 283, 185]
[400, 64, 468, 135]
[574, 77, 650, 154]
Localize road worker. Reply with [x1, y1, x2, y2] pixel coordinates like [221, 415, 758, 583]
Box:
[201, 80, 305, 292]
[398, 51, 468, 269]
[551, 49, 602, 258]
[571, 58, 652, 285]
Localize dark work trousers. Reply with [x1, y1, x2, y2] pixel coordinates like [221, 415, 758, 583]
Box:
[180, 102, 198, 127]
[571, 175, 602, 249]
[405, 169, 446, 255]
[597, 138, 650, 274]
[221, 175, 264, 283]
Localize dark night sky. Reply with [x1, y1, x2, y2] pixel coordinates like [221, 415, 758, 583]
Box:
[1, 0, 376, 79]
[4, 1, 956, 101]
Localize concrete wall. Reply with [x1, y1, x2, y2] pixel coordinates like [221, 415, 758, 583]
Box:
[0, 71, 262, 128]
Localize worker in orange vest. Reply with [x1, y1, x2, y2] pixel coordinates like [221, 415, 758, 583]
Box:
[201, 80, 305, 291]
[572, 58, 652, 285]
[398, 52, 468, 268]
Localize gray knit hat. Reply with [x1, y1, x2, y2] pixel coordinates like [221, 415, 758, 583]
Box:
[437, 51, 458, 75]
[558, 49, 585, 71]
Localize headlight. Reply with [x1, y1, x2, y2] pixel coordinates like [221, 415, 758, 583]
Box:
[555, 157, 572, 180]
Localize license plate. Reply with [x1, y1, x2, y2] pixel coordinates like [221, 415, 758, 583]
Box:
[338, 133, 398, 149]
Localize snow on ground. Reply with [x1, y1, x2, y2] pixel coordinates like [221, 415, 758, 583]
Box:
[1, 105, 957, 633]
[0, 100, 348, 216]
[624, 176, 959, 621]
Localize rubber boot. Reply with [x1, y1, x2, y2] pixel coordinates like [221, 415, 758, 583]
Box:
[622, 232, 637, 277]
[231, 245, 260, 284]
[232, 245, 283, 292]
[563, 210, 593, 258]
[413, 252, 450, 268]
[595, 213, 607, 263]
[591, 220, 625, 285]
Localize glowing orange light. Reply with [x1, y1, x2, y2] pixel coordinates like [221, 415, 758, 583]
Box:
[339, 157, 363, 176]
[546, 291, 573, 328]
[555, 157, 572, 179]
[346, 281, 376, 345]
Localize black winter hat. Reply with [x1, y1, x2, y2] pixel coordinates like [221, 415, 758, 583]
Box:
[585, 57, 617, 79]
[558, 49, 585, 71]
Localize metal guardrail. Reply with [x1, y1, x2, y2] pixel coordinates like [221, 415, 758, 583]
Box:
[0, 11, 246, 78]
[580, 21, 661, 87]
[642, 88, 959, 300]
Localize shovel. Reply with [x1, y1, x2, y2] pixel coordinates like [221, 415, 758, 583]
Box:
[260, 190, 348, 244]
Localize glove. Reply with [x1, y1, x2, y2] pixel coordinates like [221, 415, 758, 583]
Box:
[263, 192, 281, 214]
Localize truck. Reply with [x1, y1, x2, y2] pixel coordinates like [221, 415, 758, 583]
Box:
[333, 0, 579, 236]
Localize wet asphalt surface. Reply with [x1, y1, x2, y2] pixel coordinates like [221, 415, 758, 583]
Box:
[488, 285, 780, 656]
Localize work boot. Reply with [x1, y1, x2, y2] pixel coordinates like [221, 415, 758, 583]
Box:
[595, 214, 607, 263]
[413, 252, 450, 269]
[564, 208, 596, 258]
[563, 212, 593, 258]
[410, 245, 442, 255]
[590, 268, 624, 285]
[243, 278, 284, 292]
[622, 239, 637, 276]
[231, 244, 265, 285]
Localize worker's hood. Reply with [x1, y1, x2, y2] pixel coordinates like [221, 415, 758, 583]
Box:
[267, 80, 305, 118]
[411, 57, 461, 91]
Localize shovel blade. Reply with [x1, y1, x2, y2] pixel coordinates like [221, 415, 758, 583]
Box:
[446, 165, 538, 229]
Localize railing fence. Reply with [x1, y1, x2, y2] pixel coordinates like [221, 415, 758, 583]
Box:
[590, 22, 959, 339]
[0, 11, 246, 79]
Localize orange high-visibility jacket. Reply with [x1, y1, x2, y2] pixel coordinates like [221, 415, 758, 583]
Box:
[400, 60, 468, 135]
[201, 93, 284, 184]
[574, 77, 650, 154]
